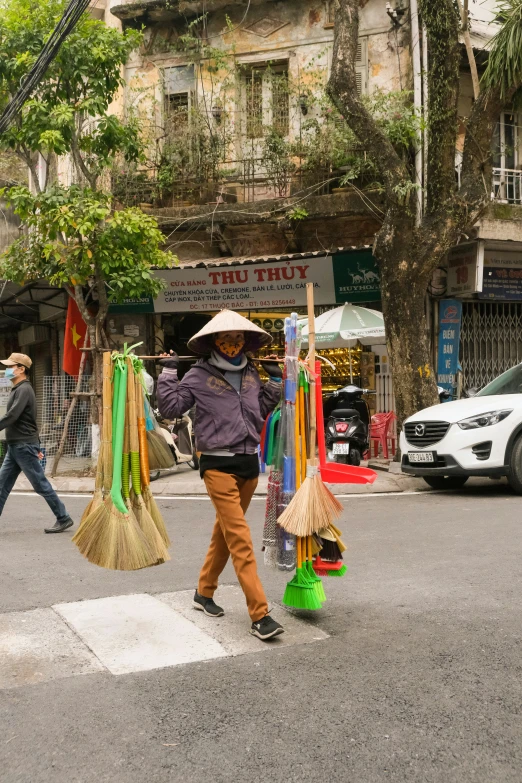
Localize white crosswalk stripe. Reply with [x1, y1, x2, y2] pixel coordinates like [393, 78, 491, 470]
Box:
[0, 586, 329, 689]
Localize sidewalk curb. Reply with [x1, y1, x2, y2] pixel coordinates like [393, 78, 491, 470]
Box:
[15, 473, 429, 497]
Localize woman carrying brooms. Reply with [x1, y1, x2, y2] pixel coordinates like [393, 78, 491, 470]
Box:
[157, 310, 284, 641]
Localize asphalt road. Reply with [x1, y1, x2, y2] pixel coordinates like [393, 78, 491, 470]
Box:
[1, 482, 522, 783]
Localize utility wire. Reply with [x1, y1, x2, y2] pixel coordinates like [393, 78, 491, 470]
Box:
[0, 0, 92, 136]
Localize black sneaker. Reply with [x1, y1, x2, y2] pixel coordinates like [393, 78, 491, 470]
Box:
[44, 517, 74, 534]
[250, 615, 284, 641]
[193, 591, 224, 617]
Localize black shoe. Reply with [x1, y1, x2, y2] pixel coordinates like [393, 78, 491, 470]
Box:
[250, 615, 284, 641]
[193, 591, 224, 617]
[44, 517, 74, 534]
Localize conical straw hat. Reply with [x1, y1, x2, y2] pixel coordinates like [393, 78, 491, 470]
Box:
[188, 309, 273, 354]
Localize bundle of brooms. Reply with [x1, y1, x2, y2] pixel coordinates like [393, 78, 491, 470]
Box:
[278, 283, 343, 540]
[73, 347, 171, 570]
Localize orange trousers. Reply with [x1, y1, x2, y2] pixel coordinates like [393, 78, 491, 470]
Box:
[199, 469, 268, 622]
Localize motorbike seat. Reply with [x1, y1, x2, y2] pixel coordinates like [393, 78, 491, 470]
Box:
[330, 408, 359, 419]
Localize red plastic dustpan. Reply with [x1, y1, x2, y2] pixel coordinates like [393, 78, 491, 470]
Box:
[315, 361, 377, 485]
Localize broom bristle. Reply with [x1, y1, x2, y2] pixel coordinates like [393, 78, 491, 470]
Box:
[142, 484, 171, 547]
[132, 491, 170, 564]
[147, 431, 175, 470]
[326, 564, 347, 577]
[282, 567, 322, 610]
[77, 487, 103, 528]
[278, 472, 343, 537]
[319, 538, 343, 562]
[73, 496, 157, 571]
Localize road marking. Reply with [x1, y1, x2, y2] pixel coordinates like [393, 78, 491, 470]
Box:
[158, 586, 329, 656]
[0, 589, 329, 689]
[0, 608, 103, 690]
[9, 490, 430, 501]
[54, 594, 227, 676]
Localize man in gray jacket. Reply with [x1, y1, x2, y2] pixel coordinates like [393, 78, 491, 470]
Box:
[0, 352, 74, 533]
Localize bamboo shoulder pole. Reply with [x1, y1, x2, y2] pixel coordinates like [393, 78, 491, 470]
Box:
[306, 283, 317, 467]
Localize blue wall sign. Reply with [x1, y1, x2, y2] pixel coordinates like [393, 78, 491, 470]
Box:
[437, 299, 462, 400]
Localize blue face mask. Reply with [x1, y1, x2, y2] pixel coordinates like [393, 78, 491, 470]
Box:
[4, 368, 15, 379]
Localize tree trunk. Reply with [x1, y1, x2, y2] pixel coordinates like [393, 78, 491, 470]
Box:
[380, 263, 438, 426]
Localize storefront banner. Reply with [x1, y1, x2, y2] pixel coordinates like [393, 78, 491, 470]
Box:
[447, 241, 483, 295]
[480, 249, 522, 300]
[332, 250, 380, 303]
[437, 299, 462, 398]
[153, 258, 336, 313]
[108, 296, 155, 313]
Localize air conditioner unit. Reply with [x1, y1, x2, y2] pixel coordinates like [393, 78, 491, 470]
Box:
[18, 324, 50, 347]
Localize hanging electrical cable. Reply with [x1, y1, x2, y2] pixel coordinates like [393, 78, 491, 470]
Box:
[0, 0, 92, 136]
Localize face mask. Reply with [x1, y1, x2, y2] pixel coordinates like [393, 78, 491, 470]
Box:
[214, 335, 245, 359]
[4, 368, 15, 380]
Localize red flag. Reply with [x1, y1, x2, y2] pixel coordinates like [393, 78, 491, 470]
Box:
[63, 297, 87, 376]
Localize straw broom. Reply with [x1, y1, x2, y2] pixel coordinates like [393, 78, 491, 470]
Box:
[136, 375, 171, 548]
[277, 284, 343, 537]
[73, 351, 113, 552]
[73, 355, 156, 570]
[76, 352, 111, 527]
[128, 361, 170, 564]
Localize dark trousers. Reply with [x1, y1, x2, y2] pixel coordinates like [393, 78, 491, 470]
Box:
[0, 443, 69, 522]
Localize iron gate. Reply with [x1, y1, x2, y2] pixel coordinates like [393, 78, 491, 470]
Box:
[461, 301, 522, 390]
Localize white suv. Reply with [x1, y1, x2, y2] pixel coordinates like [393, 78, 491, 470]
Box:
[400, 364, 522, 492]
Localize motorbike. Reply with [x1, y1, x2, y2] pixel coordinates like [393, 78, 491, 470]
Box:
[437, 385, 452, 403]
[150, 407, 199, 480]
[323, 384, 374, 466]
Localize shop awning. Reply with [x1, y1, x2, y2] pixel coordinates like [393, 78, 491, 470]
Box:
[165, 246, 372, 270]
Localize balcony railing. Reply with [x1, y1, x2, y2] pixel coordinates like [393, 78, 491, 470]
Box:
[491, 167, 522, 205]
[456, 161, 522, 206]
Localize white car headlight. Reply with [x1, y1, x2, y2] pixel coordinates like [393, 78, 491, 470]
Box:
[458, 409, 513, 430]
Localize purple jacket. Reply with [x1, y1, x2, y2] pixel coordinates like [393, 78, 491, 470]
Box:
[157, 359, 281, 454]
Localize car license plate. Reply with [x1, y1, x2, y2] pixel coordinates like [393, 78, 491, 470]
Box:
[408, 451, 436, 463]
[333, 442, 351, 455]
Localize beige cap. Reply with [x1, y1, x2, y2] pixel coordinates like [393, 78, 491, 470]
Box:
[0, 352, 32, 369]
[187, 309, 273, 355]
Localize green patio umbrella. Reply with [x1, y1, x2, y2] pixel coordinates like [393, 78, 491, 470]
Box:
[301, 304, 385, 381]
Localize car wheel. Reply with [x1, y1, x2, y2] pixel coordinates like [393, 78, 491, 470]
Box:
[507, 435, 522, 493]
[423, 476, 469, 490]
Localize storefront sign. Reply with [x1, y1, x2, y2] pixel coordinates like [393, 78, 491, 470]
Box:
[108, 296, 155, 313]
[447, 241, 483, 295]
[480, 249, 522, 300]
[154, 258, 336, 312]
[332, 250, 380, 303]
[437, 299, 462, 398]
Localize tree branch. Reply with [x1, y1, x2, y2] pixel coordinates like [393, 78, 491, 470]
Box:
[70, 124, 97, 190]
[456, 0, 480, 100]
[326, 0, 409, 204]
[419, 0, 461, 215]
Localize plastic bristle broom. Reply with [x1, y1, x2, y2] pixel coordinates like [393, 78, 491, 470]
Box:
[304, 535, 326, 603]
[282, 538, 321, 610]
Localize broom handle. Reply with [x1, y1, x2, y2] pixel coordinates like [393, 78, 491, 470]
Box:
[296, 536, 301, 570]
[295, 382, 300, 491]
[306, 283, 317, 467]
[136, 379, 151, 489]
[299, 380, 306, 483]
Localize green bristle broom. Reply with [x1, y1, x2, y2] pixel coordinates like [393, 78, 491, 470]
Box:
[304, 534, 326, 603]
[282, 537, 322, 610]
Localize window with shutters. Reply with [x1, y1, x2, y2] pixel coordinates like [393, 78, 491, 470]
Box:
[242, 61, 289, 139]
[355, 38, 368, 95]
[324, 0, 334, 28]
[163, 65, 195, 134]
